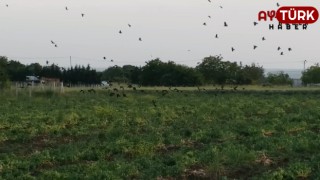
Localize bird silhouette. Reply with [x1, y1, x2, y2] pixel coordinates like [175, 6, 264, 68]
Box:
[119, 30, 122, 34]
[139, 37, 142, 41]
[224, 22, 228, 27]
[280, 52, 284, 55]
[254, 22, 258, 26]
[81, 13, 85, 17]
[111, 59, 114, 62]
[6, 4, 8, 7]
[203, 22, 207, 26]
[208, 0, 211, 2]
[128, 24, 131, 27]
[208, 16, 211, 18]
[262, 37, 266, 41]
[277, 3, 280, 7]
[51, 40, 55, 44]
[254, 45, 258, 50]
[215, 34, 218, 38]
[65, 7, 68, 10]
[277, 47, 281, 51]
[55, 44, 58, 47]
[288, 48, 292, 51]
[219, 6, 223, 9]
[103, 57, 106, 60]
[231, 47, 235, 52]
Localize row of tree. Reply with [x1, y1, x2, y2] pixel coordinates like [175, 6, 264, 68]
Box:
[2, 55, 319, 89]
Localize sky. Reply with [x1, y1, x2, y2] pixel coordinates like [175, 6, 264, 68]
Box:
[0, 0, 319, 71]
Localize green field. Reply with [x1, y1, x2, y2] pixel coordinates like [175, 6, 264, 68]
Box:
[1, 87, 320, 179]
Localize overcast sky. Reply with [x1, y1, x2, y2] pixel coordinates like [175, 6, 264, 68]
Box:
[0, 0, 319, 70]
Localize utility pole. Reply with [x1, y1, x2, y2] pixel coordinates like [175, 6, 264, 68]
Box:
[304, 60, 307, 71]
[70, 56, 72, 68]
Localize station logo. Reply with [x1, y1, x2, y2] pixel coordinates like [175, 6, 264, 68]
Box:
[258, 6, 319, 30]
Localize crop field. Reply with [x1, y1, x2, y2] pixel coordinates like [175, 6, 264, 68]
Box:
[1, 87, 320, 179]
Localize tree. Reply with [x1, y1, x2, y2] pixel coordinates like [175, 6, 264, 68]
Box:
[266, 71, 292, 85]
[7, 60, 26, 81]
[196, 55, 239, 85]
[302, 65, 320, 84]
[0, 56, 9, 89]
[238, 63, 264, 84]
[101, 66, 126, 82]
[141, 59, 203, 86]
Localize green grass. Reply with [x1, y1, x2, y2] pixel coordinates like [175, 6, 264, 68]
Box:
[1, 87, 320, 179]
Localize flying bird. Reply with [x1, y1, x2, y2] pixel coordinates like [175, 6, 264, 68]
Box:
[51, 40, 55, 44]
[280, 52, 284, 55]
[219, 6, 223, 9]
[231, 47, 235, 52]
[208, 0, 211, 2]
[203, 22, 207, 26]
[139, 37, 142, 41]
[254, 22, 258, 26]
[128, 24, 131, 27]
[81, 13, 85, 17]
[65, 7, 68, 10]
[103, 57, 106, 60]
[55, 44, 58, 48]
[262, 37, 266, 41]
[288, 48, 292, 51]
[208, 16, 211, 18]
[254, 45, 258, 50]
[111, 59, 114, 62]
[119, 30, 122, 34]
[277, 3, 280, 7]
[277, 47, 281, 51]
[215, 34, 218, 38]
[224, 22, 228, 27]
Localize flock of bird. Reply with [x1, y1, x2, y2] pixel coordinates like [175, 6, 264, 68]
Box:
[204, 1, 293, 56]
[2, 1, 293, 65]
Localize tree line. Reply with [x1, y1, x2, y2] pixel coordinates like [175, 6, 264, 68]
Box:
[1, 55, 313, 89]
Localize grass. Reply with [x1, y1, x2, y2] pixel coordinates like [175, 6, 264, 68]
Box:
[1, 86, 320, 179]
